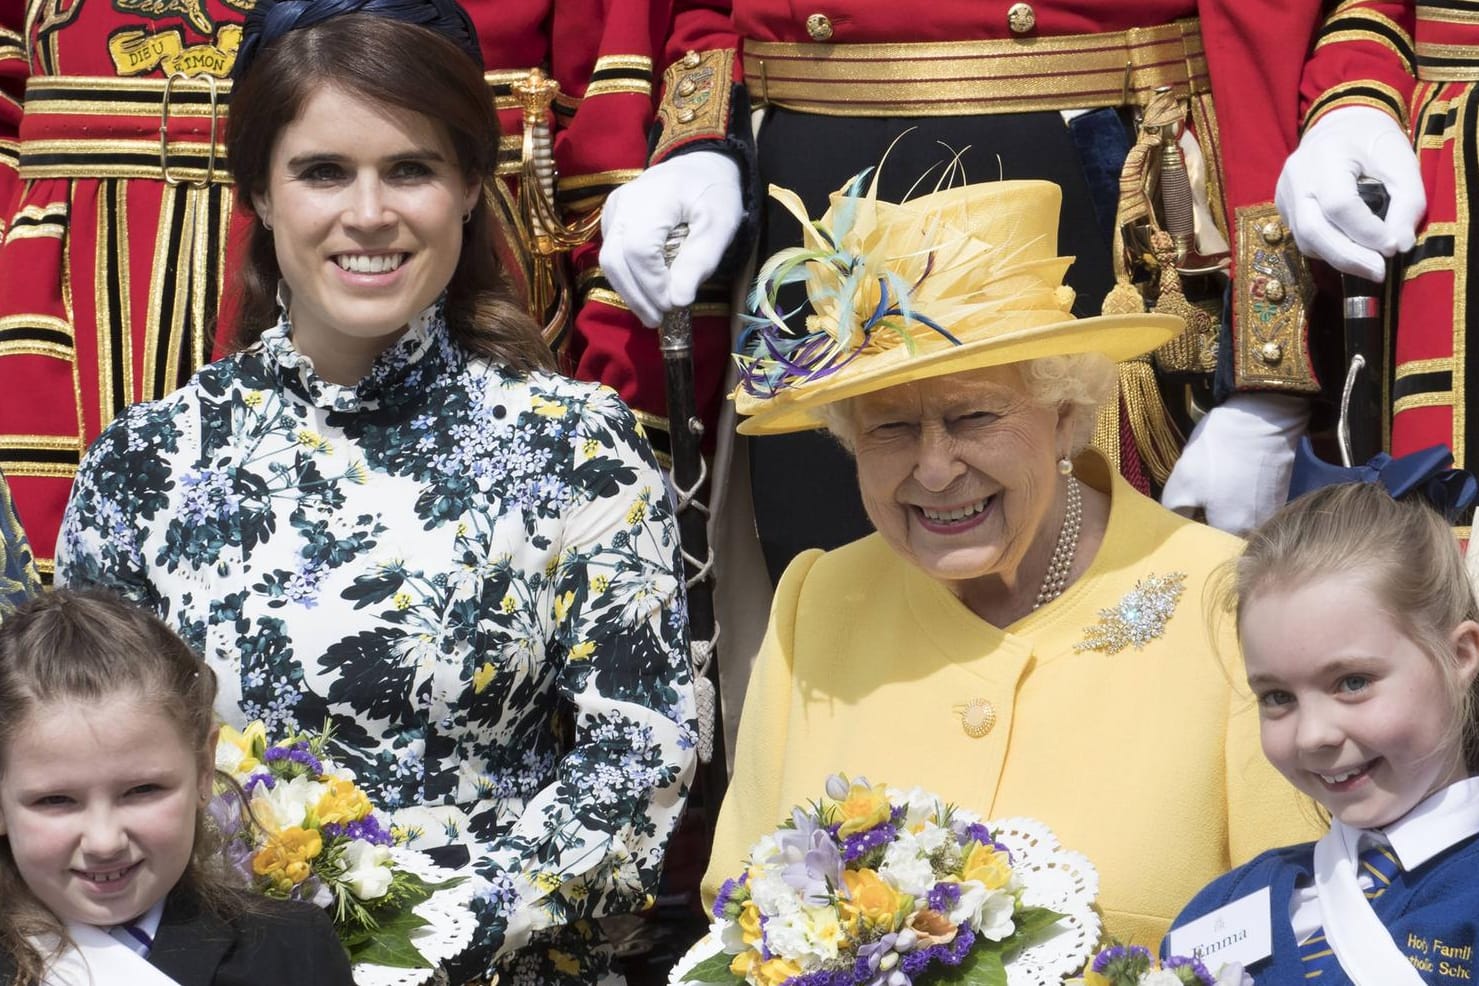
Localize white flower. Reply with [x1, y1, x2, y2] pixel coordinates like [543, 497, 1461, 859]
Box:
[388, 804, 471, 850]
[894, 787, 945, 830]
[1213, 963, 1255, 986]
[972, 888, 1017, 942]
[880, 835, 934, 897]
[763, 908, 841, 970]
[340, 840, 394, 900]
[1140, 972, 1184, 986]
[251, 775, 326, 832]
[749, 868, 801, 916]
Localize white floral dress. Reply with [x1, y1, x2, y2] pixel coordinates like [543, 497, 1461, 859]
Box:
[58, 302, 697, 984]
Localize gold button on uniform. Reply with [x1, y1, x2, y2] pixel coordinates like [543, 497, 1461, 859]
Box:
[676, 78, 696, 96]
[806, 13, 834, 40]
[681, 50, 701, 68]
[1007, 2, 1036, 34]
[1261, 221, 1285, 245]
[677, 108, 697, 123]
[1263, 278, 1286, 303]
[1260, 341, 1284, 364]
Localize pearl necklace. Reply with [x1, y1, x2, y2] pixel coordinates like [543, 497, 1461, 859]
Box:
[1033, 475, 1082, 610]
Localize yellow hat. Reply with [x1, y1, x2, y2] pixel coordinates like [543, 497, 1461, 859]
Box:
[733, 174, 1183, 435]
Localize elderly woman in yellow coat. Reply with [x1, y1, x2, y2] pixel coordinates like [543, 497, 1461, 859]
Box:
[704, 172, 1321, 948]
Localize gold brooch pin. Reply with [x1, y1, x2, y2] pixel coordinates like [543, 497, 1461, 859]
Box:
[954, 698, 997, 738]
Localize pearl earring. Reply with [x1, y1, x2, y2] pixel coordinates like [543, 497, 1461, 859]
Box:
[1057, 455, 1073, 476]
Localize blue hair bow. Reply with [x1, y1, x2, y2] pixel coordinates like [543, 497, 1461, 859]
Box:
[233, 0, 483, 80]
[1288, 436, 1479, 521]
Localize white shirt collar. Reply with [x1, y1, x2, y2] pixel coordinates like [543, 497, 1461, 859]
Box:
[1377, 774, 1479, 871]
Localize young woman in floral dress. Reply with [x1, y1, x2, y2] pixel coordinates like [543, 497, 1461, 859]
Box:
[54, 3, 697, 983]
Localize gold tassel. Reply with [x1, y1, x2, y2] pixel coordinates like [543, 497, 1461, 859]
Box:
[1119, 356, 1184, 486]
[1092, 395, 1121, 473]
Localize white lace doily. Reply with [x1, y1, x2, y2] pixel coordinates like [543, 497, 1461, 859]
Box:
[352, 847, 479, 986]
[667, 817, 1099, 986]
[990, 817, 1100, 986]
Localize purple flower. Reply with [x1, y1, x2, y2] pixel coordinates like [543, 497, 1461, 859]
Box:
[264, 742, 323, 776]
[776, 809, 845, 906]
[1165, 954, 1217, 986]
[1092, 945, 1153, 973]
[926, 882, 961, 913]
[243, 772, 276, 795]
[840, 822, 897, 863]
[712, 873, 748, 919]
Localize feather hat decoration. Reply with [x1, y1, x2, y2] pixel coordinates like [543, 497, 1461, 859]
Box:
[733, 171, 1183, 435]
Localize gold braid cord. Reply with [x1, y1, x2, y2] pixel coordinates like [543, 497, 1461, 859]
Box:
[1098, 88, 1233, 485]
[510, 69, 602, 346]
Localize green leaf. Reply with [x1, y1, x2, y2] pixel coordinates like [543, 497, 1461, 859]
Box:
[935, 946, 1008, 986]
[1013, 905, 1066, 941]
[681, 950, 744, 984]
[345, 908, 433, 969]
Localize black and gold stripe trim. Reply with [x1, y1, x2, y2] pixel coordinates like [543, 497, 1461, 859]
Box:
[1315, 9, 1415, 74]
[585, 55, 654, 99]
[1304, 81, 1408, 130]
[483, 68, 544, 113]
[0, 315, 73, 360]
[630, 407, 673, 468]
[556, 168, 641, 214]
[19, 138, 230, 183]
[5, 202, 68, 242]
[0, 436, 82, 480]
[1417, 39, 1479, 81]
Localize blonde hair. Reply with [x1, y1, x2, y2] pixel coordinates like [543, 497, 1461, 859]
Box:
[1216, 482, 1479, 773]
[821, 352, 1115, 452]
[0, 590, 250, 986]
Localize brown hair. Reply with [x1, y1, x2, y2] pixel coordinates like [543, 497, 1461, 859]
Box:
[1215, 482, 1479, 775]
[0, 590, 248, 986]
[224, 13, 554, 373]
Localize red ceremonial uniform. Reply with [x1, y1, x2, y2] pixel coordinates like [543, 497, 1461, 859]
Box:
[0, 0, 732, 578]
[0, 0, 247, 580]
[1296, 2, 1479, 506]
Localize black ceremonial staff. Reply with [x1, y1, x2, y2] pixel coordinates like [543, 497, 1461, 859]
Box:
[661, 225, 728, 813]
[1338, 178, 1390, 465]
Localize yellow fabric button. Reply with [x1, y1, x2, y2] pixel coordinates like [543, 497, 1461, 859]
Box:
[806, 13, 834, 40]
[1007, 2, 1036, 34]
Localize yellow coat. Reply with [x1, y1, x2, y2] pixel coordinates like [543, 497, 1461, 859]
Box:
[703, 453, 1320, 947]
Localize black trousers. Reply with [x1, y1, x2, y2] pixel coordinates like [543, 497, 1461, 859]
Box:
[748, 108, 1129, 584]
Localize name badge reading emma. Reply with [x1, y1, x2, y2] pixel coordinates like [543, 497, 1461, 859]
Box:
[1166, 887, 1273, 969]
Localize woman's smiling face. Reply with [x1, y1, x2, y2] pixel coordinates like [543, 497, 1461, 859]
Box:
[252, 85, 479, 382]
[851, 363, 1070, 589]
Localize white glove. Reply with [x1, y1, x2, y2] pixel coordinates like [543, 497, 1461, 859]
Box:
[600, 150, 743, 327]
[1275, 105, 1424, 282]
[1160, 393, 1312, 535]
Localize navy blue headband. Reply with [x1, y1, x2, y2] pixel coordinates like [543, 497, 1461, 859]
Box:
[233, 0, 483, 81]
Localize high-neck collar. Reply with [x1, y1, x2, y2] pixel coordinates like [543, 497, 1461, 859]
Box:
[256, 298, 460, 412]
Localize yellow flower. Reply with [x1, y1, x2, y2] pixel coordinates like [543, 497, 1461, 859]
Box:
[243, 390, 264, 408]
[569, 641, 596, 661]
[473, 663, 495, 693]
[754, 956, 803, 986]
[252, 826, 323, 891]
[548, 951, 581, 976]
[295, 428, 331, 452]
[553, 591, 576, 622]
[344, 461, 369, 485]
[737, 901, 763, 946]
[841, 868, 903, 931]
[545, 557, 560, 577]
[582, 439, 600, 457]
[729, 951, 757, 979]
[218, 721, 266, 773]
[590, 574, 610, 594]
[314, 777, 372, 825]
[625, 501, 647, 525]
[961, 842, 1013, 890]
[501, 594, 517, 614]
[531, 396, 567, 418]
[532, 870, 562, 893]
[826, 779, 892, 837]
[393, 592, 412, 611]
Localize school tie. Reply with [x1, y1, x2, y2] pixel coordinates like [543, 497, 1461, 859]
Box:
[109, 921, 153, 958]
[1298, 843, 1402, 979]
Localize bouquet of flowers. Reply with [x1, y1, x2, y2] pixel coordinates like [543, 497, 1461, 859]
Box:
[1071, 945, 1253, 986]
[213, 721, 462, 970]
[672, 774, 1100, 986]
